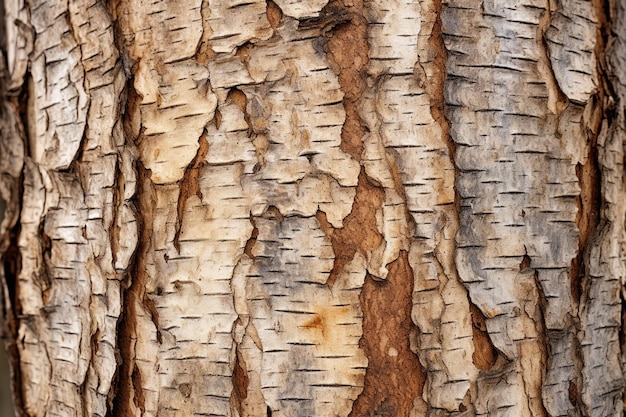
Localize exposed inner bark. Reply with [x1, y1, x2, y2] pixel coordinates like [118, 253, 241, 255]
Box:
[265, 0, 283, 29]
[316, 170, 384, 288]
[319, 0, 377, 289]
[350, 253, 425, 417]
[231, 344, 249, 416]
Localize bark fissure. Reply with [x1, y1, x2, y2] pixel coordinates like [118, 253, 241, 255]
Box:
[174, 129, 209, 252]
[110, 161, 155, 417]
[538, 2, 569, 116]
[231, 343, 250, 416]
[318, 0, 378, 290]
[468, 302, 499, 371]
[1, 211, 23, 417]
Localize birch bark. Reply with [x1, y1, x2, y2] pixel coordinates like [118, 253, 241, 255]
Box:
[0, 0, 624, 416]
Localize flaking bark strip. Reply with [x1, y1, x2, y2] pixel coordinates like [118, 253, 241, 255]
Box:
[322, 0, 368, 162]
[443, 0, 588, 413]
[573, 0, 609, 273]
[530, 269, 551, 417]
[401, 0, 480, 411]
[576, 0, 625, 413]
[425, 0, 454, 160]
[266, 0, 283, 29]
[319, 0, 376, 289]
[243, 216, 259, 260]
[195, 0, 215, 65]
[324, 1, 369, 162]
[538, 4, 569, 116]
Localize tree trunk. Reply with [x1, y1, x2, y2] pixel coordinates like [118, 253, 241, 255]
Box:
[0, 0, 624, 416]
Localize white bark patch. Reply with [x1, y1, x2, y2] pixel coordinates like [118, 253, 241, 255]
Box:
[206, 0, 273, 54]
[244, 217, 367, 417]
[119, 0, 217, 185]
[136, 62, 217, 184]
[545, 0, 598, 103]
[28, 0, 89, 170]
[273, 0, 328, 19]
[444, 0, 594, 414]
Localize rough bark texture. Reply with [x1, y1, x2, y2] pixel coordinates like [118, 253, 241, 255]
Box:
[0, 0, 624, 416]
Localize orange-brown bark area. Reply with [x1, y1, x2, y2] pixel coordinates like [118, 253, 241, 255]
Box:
[469, 304, 498, 371]
[317, 170, 384, 288]
[567, 0, 606, 305]
[231, 345, 249, 417]
[321, 0, 426, 413]
[350, 253, 425, 417]
[318, 0, 376, 283]
[323, 0, 368, 161]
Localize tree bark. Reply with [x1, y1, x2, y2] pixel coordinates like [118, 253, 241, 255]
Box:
[0, 0, 624, 416]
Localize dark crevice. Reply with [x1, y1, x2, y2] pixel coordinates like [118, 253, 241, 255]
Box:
[110, 160, 123, 267]
[531, 269, 552, 417]
[1, 208, 23, 417]
[174, 129, 209, 253]
[108, 160, 154, 417]
[298, 5, 350, 33]
[468, 302, 500, 371]
[243, 216, 258, 259]
[15, 70, 32, 159]
[231, 341, 249, 416]
[106, 0, 142, 409]
[2, 218, 20, 319]
[131, 364, 145, 414]
[2, 13, 27, 409]
[316, 169, 384, 289]
[227, 88, 253, 137]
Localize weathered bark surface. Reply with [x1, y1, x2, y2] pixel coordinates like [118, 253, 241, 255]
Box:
[0, 0, 624, 416]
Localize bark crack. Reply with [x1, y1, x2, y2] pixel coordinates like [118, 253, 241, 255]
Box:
[109, 160, 155, 417]
[174, 129, 209, 253]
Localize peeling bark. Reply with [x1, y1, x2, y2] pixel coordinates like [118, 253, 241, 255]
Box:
[0, 0, 624, 417]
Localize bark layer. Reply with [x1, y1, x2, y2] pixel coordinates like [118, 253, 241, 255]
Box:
[0, 0, 624, 416]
